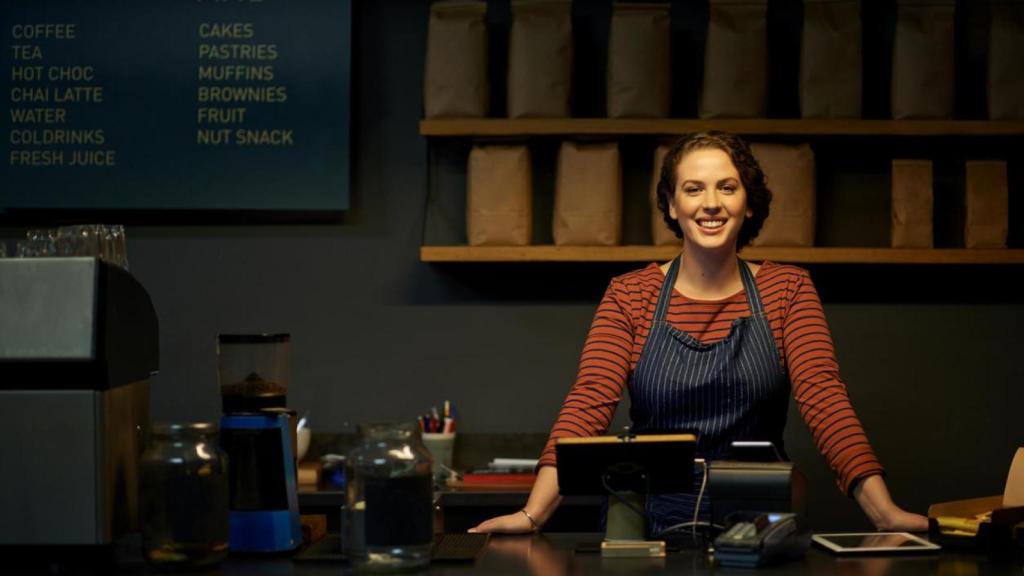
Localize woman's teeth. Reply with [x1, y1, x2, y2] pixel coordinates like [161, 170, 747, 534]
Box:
[699, 219, 725, 229]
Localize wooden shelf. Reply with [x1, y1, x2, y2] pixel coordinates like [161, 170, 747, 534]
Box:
[421, 246, 1024, 264]
[421, 120, 1022, 265]
[420, 118, 1024, 137]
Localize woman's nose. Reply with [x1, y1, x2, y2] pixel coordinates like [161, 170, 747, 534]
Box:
[701, 190, 721, 210]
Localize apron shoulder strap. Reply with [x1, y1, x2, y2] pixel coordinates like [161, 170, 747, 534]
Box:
[737, 258, 765, 315]
[653, 256, 680, 322]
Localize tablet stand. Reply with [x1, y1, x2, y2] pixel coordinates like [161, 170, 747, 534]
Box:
[602, 491, 665, 557]
[555, 432, 697, 558]
[606, 493, 645, 541]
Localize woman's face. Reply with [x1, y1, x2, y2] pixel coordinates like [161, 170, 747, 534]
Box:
[668, 148, 752, 253]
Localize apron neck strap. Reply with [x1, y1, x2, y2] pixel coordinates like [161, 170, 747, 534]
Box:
[653, 256, 681, 322]
[655, 256, 764, 320]
[738, 257, 765, 314]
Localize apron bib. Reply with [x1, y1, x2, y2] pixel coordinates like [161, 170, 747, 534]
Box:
[627, 257, 789, 536]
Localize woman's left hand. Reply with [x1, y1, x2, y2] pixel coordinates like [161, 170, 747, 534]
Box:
[853, 475, 929, 532]
[873, 507, 929, 532]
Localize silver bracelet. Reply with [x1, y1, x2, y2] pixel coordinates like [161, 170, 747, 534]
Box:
[520, 508, 540, 532]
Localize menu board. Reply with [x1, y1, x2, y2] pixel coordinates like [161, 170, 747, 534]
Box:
[1, 0, 351, 212]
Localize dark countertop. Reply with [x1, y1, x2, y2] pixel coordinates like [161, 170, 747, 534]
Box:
[299, 533, 1024, 576]
[6, 532, 1022, 575]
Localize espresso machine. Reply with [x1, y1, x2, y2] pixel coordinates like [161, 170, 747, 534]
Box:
[217, 334, 301, 553]
[0, 258, 157, 550]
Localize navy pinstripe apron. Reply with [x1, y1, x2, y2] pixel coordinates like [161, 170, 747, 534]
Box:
[628, 256, 789, 537]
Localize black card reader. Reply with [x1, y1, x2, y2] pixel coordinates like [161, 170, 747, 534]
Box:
[713, 512, 811, 568]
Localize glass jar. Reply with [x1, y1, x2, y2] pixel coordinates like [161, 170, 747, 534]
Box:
[140, 423, 229, 569]
[345, 422, 434, 572]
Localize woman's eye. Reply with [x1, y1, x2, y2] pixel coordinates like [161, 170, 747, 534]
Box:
[721, 186, 736, 194]
[684, 187, 701, 194]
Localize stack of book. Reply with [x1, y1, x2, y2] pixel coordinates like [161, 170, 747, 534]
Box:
[457, 458, 538, 489]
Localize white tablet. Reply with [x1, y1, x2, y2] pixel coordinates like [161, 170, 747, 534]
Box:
[812, 532, 940, 555]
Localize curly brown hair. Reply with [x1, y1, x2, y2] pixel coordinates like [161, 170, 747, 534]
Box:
[655, 132, 772, 250]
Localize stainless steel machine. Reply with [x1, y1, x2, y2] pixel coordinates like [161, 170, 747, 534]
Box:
[0, 257, 158, 548]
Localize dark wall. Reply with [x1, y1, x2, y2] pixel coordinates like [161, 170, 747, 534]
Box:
[2, 0, 1022, 531]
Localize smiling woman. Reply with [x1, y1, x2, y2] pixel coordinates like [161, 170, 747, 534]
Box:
[670, 149, 752, 254]
[656, 132, 770, 257]
[469, 132, 928, 538]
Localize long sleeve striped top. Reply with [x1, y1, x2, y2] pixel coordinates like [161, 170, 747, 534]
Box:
[539, 260, 884, 495]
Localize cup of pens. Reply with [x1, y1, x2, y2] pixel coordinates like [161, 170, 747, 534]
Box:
[419, 401, 456, 479]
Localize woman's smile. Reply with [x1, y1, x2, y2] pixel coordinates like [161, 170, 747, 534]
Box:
[669, 148, 752, 250]
[696, 217, 727, 233]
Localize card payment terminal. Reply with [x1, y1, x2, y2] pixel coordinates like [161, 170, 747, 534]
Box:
[713, 512, 811, 568]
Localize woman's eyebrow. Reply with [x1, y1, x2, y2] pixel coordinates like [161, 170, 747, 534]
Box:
[716, 177, 740, 186]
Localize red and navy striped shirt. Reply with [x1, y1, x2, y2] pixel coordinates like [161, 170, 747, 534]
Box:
[539, 260, 884, 495]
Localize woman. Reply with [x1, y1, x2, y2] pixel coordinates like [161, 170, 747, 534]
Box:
[470, 132, 927, 535]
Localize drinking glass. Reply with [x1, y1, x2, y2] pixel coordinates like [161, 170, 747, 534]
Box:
[56, 225, 101, 258]
[104, 224, 128, 269]
[56, 225, 95, 257]
[25, 229, 58, 256]
[15, 239, 45, 257]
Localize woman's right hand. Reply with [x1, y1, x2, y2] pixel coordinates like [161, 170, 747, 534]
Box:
[468, 511, 536, 534]
[469, 466, 563, 534]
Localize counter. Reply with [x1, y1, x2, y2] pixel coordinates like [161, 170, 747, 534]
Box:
[293, 535, 1022, 575]
[10, 532, 1018, 575]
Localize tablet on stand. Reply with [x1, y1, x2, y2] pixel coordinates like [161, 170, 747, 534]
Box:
[555, 433, 697, 558]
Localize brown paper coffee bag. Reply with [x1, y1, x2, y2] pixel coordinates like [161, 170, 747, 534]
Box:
[649, 144, 683, 246]
[800, 0, 862, 118]
[749, 143, 816, 247]
[700, 0, 768, 119]
[988, 1, 1024, 119]
[965, 161, 1009, 248]
[508, 0, 573, 118]
[424, 1, 489, 118]
[891, 160, 934, 248]
[467, 145, 533, 246]
[891, 0, 955, 119]
[607, 3, 671, 118]
[554, 142, 622, 246]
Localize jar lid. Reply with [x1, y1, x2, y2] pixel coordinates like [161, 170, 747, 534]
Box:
[357, 421, 420, 439]
[151, 422, 218, 435]
[217, 333, 290, 344]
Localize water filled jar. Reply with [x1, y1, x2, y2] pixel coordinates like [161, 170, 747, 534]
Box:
[345, 421, 434, 571]
[140, 422, 229, 569]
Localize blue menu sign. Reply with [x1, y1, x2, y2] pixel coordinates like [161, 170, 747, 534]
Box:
[1, 0, 351, 211]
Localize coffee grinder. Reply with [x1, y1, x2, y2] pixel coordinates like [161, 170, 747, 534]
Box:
[217, 334, 301, 553]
